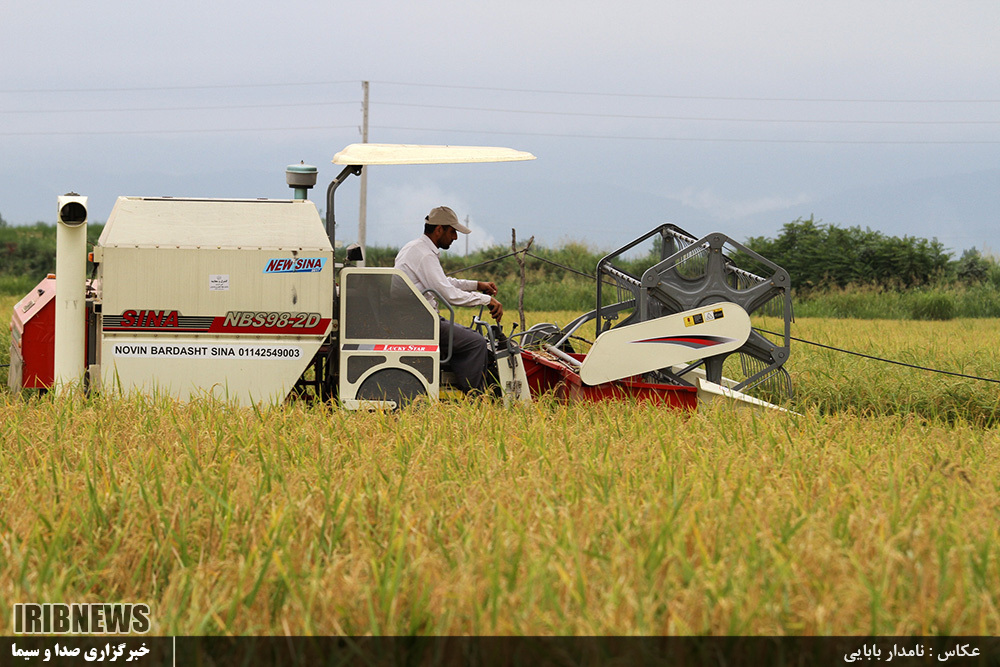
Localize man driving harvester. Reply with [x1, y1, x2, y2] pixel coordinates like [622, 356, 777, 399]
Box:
[394, 206, 504, 394]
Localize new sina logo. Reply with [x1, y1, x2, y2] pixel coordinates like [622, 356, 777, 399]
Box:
[263, 257, 327, 273]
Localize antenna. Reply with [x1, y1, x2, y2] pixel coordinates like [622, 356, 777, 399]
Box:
[358, 81, 369, 266]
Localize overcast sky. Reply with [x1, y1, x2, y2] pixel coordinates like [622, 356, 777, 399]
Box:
[2, 1, 998, 255]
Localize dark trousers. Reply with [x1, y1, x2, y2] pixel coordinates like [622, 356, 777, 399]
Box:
[440, 319, 489, 392]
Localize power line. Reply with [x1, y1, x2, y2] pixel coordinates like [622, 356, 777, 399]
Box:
[0, 80, 358, 94]
[3, 122, 995, 144]
[5, 97, 997, 127]
[378, 101, 1000, 126]
[450, 253, 1000, 386]
[756, 329, 1000, 385]
[373, 80, 1000, 104]
[5, 78, 999, 104]
[375, 125, 1000, 145]
[0, 101, 360, 114]
[0, 125, 357, 137]
[3, 78, 998, 141]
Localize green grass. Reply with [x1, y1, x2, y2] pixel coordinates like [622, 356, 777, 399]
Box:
[1, 394, 998, 635]
[3, 298, 1000, 635]
[780, 316, 1000, 425]
[0, 275, 39, 299]
[792, 284, 1000, 320]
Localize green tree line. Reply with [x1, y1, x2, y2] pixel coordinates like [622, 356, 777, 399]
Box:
[745, 216, 975, 290]
[0, 215, 105, 295]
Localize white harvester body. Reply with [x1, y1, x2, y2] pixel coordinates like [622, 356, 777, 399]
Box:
[9, 144, 793, 412]
[73, 145, 537, 408]
[337, 267, 442, 410]
[93, 197, 335, 405]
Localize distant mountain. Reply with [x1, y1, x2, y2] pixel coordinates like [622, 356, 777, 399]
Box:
[461, 168, 1000, 258]
[737, 168, 1000, 256]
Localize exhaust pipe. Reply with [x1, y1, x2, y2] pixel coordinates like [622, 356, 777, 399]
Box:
[54, 193, 87, 392]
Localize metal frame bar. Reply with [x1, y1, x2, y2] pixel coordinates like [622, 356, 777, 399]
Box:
[589, 223, 794, 398]
[325, 165, 363, 252]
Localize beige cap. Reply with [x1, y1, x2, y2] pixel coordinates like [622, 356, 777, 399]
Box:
[426, 206, 471, 234]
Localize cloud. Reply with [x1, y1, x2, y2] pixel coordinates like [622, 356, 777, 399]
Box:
[362, 180, 494, 251]
[672, 187, 811, 221]
[457, 217, 497, 254]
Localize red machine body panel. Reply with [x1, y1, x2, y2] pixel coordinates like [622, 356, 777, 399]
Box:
[9, 275, 57, 390]
[520, 349, 698, 409]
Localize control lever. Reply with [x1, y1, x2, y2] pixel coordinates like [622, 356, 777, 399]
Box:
[473, 310, 516, 357]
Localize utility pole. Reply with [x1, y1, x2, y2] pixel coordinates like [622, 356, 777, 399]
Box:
[358, 80, 369, 266]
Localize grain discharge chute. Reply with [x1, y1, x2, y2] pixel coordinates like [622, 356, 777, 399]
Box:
[8, 144, 792, 411]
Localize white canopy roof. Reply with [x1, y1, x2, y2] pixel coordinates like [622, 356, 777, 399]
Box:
[332, 143, 536, 166]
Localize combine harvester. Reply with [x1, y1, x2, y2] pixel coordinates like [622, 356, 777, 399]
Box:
[7, 144, 792, 412]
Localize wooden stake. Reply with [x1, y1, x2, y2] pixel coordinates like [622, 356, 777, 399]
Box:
[512, 228, 534, 333]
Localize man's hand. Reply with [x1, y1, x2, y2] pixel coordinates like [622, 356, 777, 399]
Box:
[477, 281, 498, 296]
[487, 296, 503, 322]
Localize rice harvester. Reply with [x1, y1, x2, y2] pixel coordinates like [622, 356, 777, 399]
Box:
[7, 143, 792, 411]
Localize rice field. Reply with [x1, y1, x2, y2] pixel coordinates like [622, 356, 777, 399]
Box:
[1, 297, 999, 635]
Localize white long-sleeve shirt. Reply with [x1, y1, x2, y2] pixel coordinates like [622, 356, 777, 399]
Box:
[394, 234, 491, 310]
